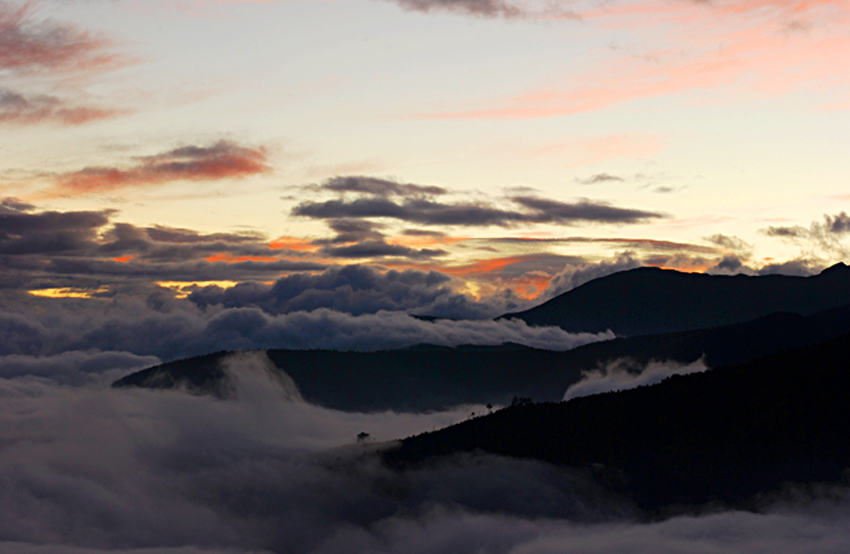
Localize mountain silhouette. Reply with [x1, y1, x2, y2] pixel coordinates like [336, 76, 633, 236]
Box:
[114, 300, 850, 412]
[502, 263, 850, 336]
[113, 345, 581, 411]
[384, 332, 850, 512]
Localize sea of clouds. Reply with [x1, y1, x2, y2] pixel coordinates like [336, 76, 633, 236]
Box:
[2, 352, 850, 553]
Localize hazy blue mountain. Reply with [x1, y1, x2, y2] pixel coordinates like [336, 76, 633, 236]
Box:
[384, 332, 850, 512]
[502, 263, 850, 336]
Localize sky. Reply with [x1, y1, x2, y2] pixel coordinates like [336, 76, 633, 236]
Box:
[2, 2, 850, 549]
[1, 0, 849, 308]
[0, 0, 848, 373]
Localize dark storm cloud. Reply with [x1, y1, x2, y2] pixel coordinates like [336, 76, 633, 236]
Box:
[321, 175, 447, 197]
[320, 239, 448, 259]
[145, 225, 265, 245]
[308, 219, 447, 259]
[96, 223, 285, 264]
[0, 199, 556, 342]
[189, 264, 462, 317]
[293, 195, 664, 227]
[511, 196, 664, 224]
[0, 88, 118, 125]
[182, 256, 548, 319]
[0, 200, 325, 290]
[317, 219, 386, 244]
[293, 196, 516, 226]
[0, 204, 112, 254]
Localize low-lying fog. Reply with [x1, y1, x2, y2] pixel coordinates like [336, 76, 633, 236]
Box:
[2, 352, 849, 554]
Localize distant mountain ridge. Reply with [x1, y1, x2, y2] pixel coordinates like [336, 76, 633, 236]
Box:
[502, 263, 850, 336]
[114, 265, 850, 412]
[114, 301, 850, 412]
[108, 264, 850, 517]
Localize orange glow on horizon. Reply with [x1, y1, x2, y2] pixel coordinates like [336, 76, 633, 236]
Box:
[269, 236, 321, 252]
[156, 280, 240, 298]
[645, 262, 710, 273]
[28, 286, 109, 299]
[442, 256, 529, 276]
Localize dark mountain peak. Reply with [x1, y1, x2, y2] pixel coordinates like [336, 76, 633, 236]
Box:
[502, 264, 850, 336]
[819, 261, 849, 275]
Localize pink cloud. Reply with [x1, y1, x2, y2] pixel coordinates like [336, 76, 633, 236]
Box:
[413, 0, 849, 120]
[0, 2, 124, 74]
[45, 141, 271, 196]
[0, 89, 122, 125]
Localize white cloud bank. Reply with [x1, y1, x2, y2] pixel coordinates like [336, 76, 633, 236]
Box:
[563, 357, 709, 401]
[1, 353, 849, 554]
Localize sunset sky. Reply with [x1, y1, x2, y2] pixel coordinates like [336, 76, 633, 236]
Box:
[2, 0, 849, 306]
[5, 5, 850, 548]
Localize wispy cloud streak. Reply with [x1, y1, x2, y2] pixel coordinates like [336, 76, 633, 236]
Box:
[410, 0, 849, 119]
[294, 190, 663, 227]
[0, 2, 122, 73]
[46, 141, 270, 195]
[0, 88, 118, 125]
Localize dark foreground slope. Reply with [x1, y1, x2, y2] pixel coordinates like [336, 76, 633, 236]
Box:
[113, 303, 850, 412]
[503, 263, 850, 336]
[385, 333, 850, 512]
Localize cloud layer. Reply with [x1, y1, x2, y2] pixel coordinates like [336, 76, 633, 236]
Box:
[293, 191, 663, 227]
[563, 357, 709, 401]
[0, 2, 117, 73]
[0, 2, 127, 126]
[0, 295, 612, 365]
[0, 198, 325, 291]
[2, 354, 850, 553]
[48, 141, 270, 195]
[0, 89, 118, 125]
